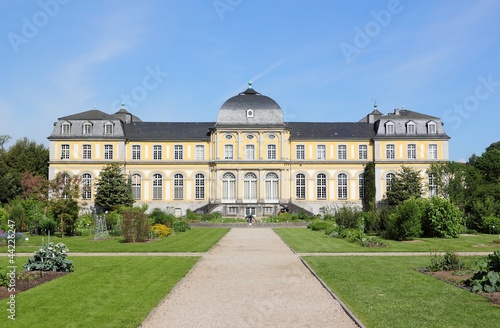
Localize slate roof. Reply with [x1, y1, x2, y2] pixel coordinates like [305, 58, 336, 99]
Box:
[382, 109, 438, 120]
[287, 122, 375, 140]
[123, 122, 213, 140]
[59, 109, 116, 121]
[219, 87, 281, 111]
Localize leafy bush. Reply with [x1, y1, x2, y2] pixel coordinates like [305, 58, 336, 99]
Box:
[385, 198, 424, 241]
[468, 251, 500, 293]
[186, 210, 201, 221]
[0, 206, 9, 232]
[307, 220, 334, 231]
[483, 216, 500, 234]
[0, 266, 10, 287]
[121, 207, 151, 242]
[427, 251, 464, 272]
[23, 242, 74, 272]
[335, 206, 362, 230]
[421, 197, 464, 238]
[360, 211, 381, 234]
[149, 208, 176, 227]
[105, 210, 122, 230]
[151, 224, 172, 238]
[75, 215, 94, 236]
[200, 212, 222, 221]
[173, 220, 191, 233]
[358, 236, 387, 248]
[339, 228, 364, 243]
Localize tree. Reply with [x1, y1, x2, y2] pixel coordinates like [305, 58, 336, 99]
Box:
[474, 147, 500, 183]
[48, 172, 81, 236]
[362, 161, 376, 211]
[94, 163, 134, 212]
[385, 165, 423, 206]
[0, 135, 11, 150]
[4, 137, 49, 178]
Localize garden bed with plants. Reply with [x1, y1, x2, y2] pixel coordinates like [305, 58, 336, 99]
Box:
[0, 271, 68, 300]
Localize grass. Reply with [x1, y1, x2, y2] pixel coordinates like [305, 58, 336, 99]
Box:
[3, 228, 229, 253]
[1, 256, 199, 327]
[274, 228, 500, 253]
[304, 256, 500, 328]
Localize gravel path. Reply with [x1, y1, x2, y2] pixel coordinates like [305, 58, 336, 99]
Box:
[140, 228, 359, 328]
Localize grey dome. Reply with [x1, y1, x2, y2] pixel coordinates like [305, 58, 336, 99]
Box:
[216, 85, 284, 126]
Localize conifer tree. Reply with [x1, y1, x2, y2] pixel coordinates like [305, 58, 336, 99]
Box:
[94, 163, 134, 212]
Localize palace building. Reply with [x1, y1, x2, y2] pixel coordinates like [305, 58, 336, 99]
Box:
[48, 83, 450, 217]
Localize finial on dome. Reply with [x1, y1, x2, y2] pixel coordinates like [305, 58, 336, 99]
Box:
[121, 102, 125, 109]
[248, 81, 253, 89]
[94, 106, 97, 109]
[372, 98, 377, 109]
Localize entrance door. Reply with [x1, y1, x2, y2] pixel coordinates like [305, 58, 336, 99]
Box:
[245, 207, 256, 217]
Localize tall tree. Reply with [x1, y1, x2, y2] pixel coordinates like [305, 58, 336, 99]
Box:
[362, 161, 376, 211]
[94, 163, 134, 212]
[385, 165, 423, 206]
[5, 137, 49, 178]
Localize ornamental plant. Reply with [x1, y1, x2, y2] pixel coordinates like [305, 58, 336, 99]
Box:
[151, 224, 172, 238]
[468, 251, 500, 293]
[23, 242, 74, 272]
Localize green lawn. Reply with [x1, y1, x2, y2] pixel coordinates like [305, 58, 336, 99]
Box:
[1, 256, 198, 327]
[274, 228, 500, 253]
[304, 256, 499, 328]
[3, 228, 229, 253]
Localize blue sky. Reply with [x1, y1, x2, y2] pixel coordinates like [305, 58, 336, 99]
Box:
[1, 0, 499, 161]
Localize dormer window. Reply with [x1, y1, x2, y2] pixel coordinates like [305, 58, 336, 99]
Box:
[385, 121, 395, 134]
[104, 122, 114, 135]
[246, 109, 254, 118]
[427, 121, 437, 134]
[83, 122, 92, 135]
[406, 121, 416, 134]
[61, 122, 71, 135]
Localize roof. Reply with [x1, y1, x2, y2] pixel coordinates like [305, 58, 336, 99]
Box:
[123, 122, 213, 140]
[382, 109, 439, 120]
[59, 109, 117, 121]
[287, 122, 375, 140]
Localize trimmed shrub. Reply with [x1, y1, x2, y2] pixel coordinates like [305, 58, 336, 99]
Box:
[385, 198, 424, 241]
[149, 208, 176, 228]
[421, 197, 464, 238]
[307, 220, 334, 231]
[151, 224, 172, 238]
[23, 242, 74, 272]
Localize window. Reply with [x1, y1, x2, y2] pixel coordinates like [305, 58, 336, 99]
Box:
[225, 134, 233, 140]
[83, 144, 91, 160]
[244, 173, 257, 201]
[246, 134, 255, 140]
[338, 145, 347, 160]
[268, 134, 276, 140]
[429, 144, 438, 159]
[407, 144, 416, 159]
[386, 144, 395, 159]
[153, 145, 162, 160]
[104, 123, 113, 135]
[174, 174, 184, 200]
[131, 174, 141, 200]
[195, 174, 205, 199]
[385, 122, 395, 134]
[358, 173, 365, 199]
[317, 145, 326, 160]
[264, 207, 274, 215]
[83, 123, 92, 135]
[358, 145, 368, 160]
[267, 145, 276, 160]
[228, 207, 238, 215]
[81, 173, 92, 199]
[246, 109, 254, 117]
[428, 173, 438, 197]
[222, 173, 236, 201]
[61, 123, 71, 135]
[224, 145, 233, 160]
[406, 121, 416, 134]
[296, 145, 305, 160]
[427, 121, 437, 134]
[152, 174, 163, 200]
[61, 144, 69, 159]
[386, 173, 395, 192]
[195, 145, 204, 160]
[246, 145, 255, 160]
[104, 145, 113, 160]
[132, 145, 141, 160]
[338, 173, 348, 200]
[296, 173, 306, 199]
[174, 145, 183, 160]
[316, 173, 327, 199]
[265, 172, 279, 200]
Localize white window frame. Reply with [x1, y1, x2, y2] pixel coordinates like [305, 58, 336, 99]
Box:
[406, 121, 416, 134]
[195, 173, 205, 199]
[83, 144, 92, 160]
[407, 144, 416, 159]
[358, 173, 364, 199]
[195, 145, 204, 160]
[222, 172, 236, 201]
[153, 145, 162, 160]
[386, 173, 395, 192]
[104, 123, 113, 135]
[429, 144, 438, 160]
[132, 145, 141, 160]
[317, 145, 326, 160]
[338, 173, 348, 200]
[358, 145, 368, 160]
[152, 174, 163, 200]
[267, 144, 276, 160]
[246, 145, 255, 160]
[104, 144, 113, 160]
[338, 145, 347, 160]
[83, 123, 92, 135]
[61, 123, 71, 135]
[174, 174, 184, 200]
[316, 173, 327, 200]
[427, 121, 437, 134]
[174, 145, 183, 160]
[61, 144, 70, 160]
[131, 174, 142, 200]
[386, 144, 395, 159]
[265, 172, 279, 200]
[296, 145, 305, 160]
[385, 122, 395, 134]
[81, 173, 92, 200]
[224, 145, 234, 160]
[296, 173, 306, 199]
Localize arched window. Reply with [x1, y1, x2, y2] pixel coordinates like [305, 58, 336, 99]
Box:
[316, 173, 327, 199]
[406, 121, 416, 134]
[358, 173, 364, 199]
[296, 173, 306, 199]
[195, 174, 205, 199]
[152, 174, 163, 200]
[222, 173, 236, 201]
[82, 173, 92, 200]
[385, 121, 395, 134]
[386, 173, 395, 192]
[244, 173, 257, 201]
[174, 174, 184, 200]
[428, 174, 437, 197]
[265, 172, 279, 200]
[338, 173, 348, 200]
[131, 174, 142, 200]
